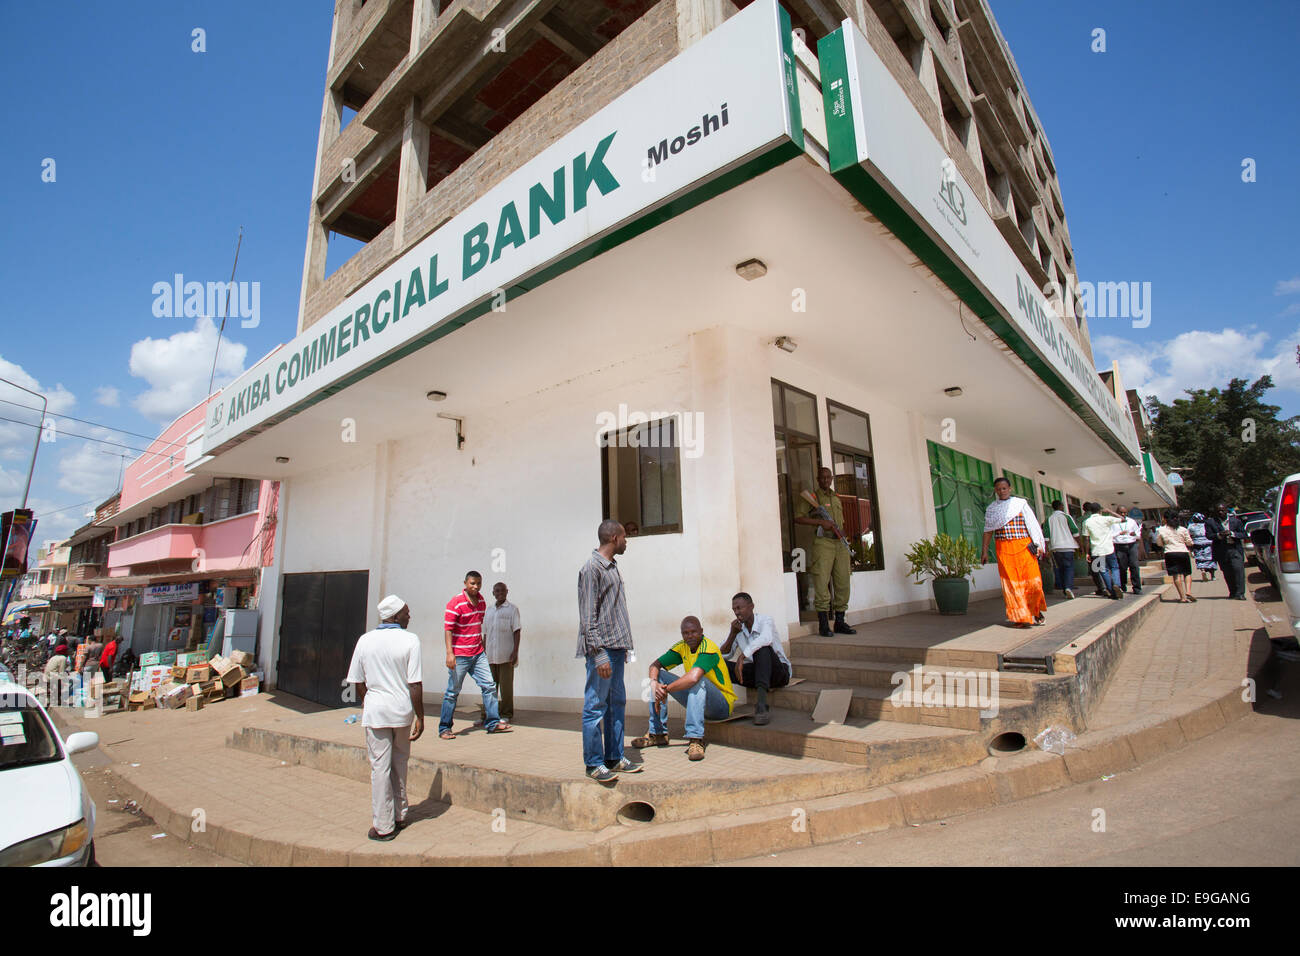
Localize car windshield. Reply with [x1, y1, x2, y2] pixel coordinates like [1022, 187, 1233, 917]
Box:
[0, 694, 61, 771]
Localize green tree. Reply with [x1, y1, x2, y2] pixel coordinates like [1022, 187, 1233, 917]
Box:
[1145, 376, 1300, 514]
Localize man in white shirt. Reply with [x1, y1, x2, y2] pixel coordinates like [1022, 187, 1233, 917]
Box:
[1045, 500, 1081, 599]
[345, 594, 424, 842]
[480, 582, 521, 722]
[1082, 502, 1124, 600]
[718, 592, 791, 726]
[1111, 506, 1145, 595]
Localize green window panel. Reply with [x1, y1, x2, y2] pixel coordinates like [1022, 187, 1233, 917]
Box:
[927, 441, 995, 549]
[1039, 483, 1063, 522]
[1002, 469, 1036, 509]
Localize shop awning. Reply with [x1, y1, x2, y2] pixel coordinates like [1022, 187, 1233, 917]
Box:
[3, 599, 49, 623]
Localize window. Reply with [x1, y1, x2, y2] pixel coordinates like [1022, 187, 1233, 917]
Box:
[772, 380, 821, 573]
[927, 441, 995, 549]
[828, 401, 884, 571]
[1039, 483, 1063, 523]
[1067, 495, 1083, 522]
[600, 418, 682, 536]
[237, 479, 260, 515]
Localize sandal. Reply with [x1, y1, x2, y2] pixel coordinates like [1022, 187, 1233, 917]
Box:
[486, 722, 512, 733]
[686, 740, 705, 761]
[632, 732, 670, 748]
[439, 730, 456, 740]
[1187, 594, 1197, 602]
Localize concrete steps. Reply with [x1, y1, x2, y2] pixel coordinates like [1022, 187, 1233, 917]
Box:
[767, 679, 1034, 731]
[788, 657, 1036, 699]
[788, 635, 1001, 671]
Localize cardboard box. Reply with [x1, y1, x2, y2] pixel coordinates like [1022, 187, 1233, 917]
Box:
[159, 684, 191, 709]
[170, 666, 187, 681]
[239, 675, 260, 697]
[185, 695, 204, 712]
[218, 664, 246, 688]
[229, 650, 255, 669]
[185, 665, 211, 684]
[175, 651, 208, 668]
[139, 652, 162, 667]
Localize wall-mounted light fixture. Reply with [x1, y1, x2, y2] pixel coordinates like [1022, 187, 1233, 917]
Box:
[1043, 448, 1056, 454]
[275, 456, 290, 464]
[427, 390, 447, 402]
[943, 386, 963, 397]
[736, 258, 767, 280]
[774, 336, 797, 353]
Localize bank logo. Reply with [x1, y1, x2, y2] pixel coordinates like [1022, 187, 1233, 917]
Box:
[209, 401, 223, 427]
[938, 172, 968, 226]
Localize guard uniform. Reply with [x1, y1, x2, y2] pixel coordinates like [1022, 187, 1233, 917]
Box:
[802, 487, 852, 617]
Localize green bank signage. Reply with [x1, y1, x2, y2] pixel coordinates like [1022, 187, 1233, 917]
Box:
[203, 0, 804, 454]
[818, 20, 1142, 465]
[1143, 451, 1177, 506]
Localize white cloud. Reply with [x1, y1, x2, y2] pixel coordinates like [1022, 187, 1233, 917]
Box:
[128, 316, 247, 422]
[94, 386, 120, 407]
[1095, 326, 1300, 404]
[55, 430, 124, 498]
[1275, 277, 1300, 296]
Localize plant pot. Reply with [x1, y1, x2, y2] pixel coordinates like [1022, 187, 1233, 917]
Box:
[931, 576, 970, 615]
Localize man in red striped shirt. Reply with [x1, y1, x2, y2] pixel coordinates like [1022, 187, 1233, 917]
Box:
[439, 571, 512, 739]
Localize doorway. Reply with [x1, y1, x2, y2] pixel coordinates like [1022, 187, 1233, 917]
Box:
[277, 570, 369, 707]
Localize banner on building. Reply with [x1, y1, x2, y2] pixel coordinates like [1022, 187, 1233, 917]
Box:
[202, 0, 805, 455]
[92, 587, 106, 608]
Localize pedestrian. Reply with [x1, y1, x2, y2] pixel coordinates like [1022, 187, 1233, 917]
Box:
[981, 477, 1048, 628]
[1205, 504, 1247, 600]
[1187, 513, 1217, 582]
[718, 592, 790, 725]
[577, 519, 640, 783]
[794, 466, 856, 637]
[344, 595, 424, 842]
[1045, 499, 1082, 599]
[1111, 506, 1145, 595]
[1153, 512, 1197, 603]
[81, 631, 104, 677]
[98, 634, 119, 675]
[479, 581, 520, 723]
[439, 572, 511, 739]
[1081, 502, 1124, 600]
[632, 615, 734, 761]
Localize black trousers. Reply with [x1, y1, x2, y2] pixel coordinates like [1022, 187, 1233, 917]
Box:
[729, 646, 790, 691]
[1114, 542, 1142, 591]
[1218, 547, 1246, 598]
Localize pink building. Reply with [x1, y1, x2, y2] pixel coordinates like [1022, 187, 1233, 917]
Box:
[82, 398, 279, 653]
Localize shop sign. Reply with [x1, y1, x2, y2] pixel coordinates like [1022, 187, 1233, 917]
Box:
[202, 0, 804, 454]
[142, 582, 199, 605]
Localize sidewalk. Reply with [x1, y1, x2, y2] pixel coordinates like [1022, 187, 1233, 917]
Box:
[50, 573, 1283, 865]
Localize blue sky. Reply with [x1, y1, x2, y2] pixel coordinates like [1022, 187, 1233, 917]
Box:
[1, 0, 1297, 546]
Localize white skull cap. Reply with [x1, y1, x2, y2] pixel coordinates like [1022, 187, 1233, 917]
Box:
[377, 595, 406, 620]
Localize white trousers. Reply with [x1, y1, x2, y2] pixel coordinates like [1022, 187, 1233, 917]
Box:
[364, 724, 411, 834]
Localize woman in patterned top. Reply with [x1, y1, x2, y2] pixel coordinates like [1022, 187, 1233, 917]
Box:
[982, 477, 1049, 628]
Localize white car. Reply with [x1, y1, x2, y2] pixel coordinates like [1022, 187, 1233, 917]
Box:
[1272, 475, 1300, 631]
[0, 680, 98, 866]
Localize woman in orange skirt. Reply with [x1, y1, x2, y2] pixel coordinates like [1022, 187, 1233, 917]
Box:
[981, 477, 1048, 628]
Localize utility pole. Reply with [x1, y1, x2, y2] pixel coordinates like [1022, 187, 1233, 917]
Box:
[0, 377, 47, 628]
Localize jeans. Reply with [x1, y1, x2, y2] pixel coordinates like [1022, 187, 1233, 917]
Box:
[1114, 542, 1142, 591]
[439, 652, 499, 734]
[1052, 550, 1076, 592]
[1092, 552, 1120, 592]
[648, 670, 731, 740]
[582, 649, 626, 769]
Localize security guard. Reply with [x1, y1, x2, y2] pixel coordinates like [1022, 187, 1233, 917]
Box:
[795, 467, 856, 637]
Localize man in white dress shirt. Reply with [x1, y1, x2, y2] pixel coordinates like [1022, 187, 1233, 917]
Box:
[345, 594, 424, 842]
[718, 592, 791, 726]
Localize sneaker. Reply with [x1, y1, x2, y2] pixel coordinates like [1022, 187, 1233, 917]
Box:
[586, 765, 619, 783]
[631, 732, 669, 748]
[368, 826, 397, 842]
[686, 740, 706, 761]
[606, 756, 644, 774]
[753, 707, 771, 726]
[1063, 589, 1075, 600]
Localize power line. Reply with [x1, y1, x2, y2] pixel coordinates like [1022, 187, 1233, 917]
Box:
[0, 397, 189, 452]
[0, 415, 159, 458]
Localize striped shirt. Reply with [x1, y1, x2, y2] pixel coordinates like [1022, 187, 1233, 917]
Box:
[444, 591, 486, 657]
[576, 549, 633, 668]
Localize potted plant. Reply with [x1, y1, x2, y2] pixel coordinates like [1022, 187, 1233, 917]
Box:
[903, 533, 981, 615]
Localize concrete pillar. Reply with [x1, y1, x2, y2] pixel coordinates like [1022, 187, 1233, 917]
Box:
[676, 0, 730, 49]
[393, 98, 431, 251]
[297, 71, 343, 332]
[411, 0, 437, 55]
[687, 326, 787, 639]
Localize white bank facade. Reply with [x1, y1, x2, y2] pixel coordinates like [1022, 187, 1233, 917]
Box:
[196, 3, 1171, 709]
